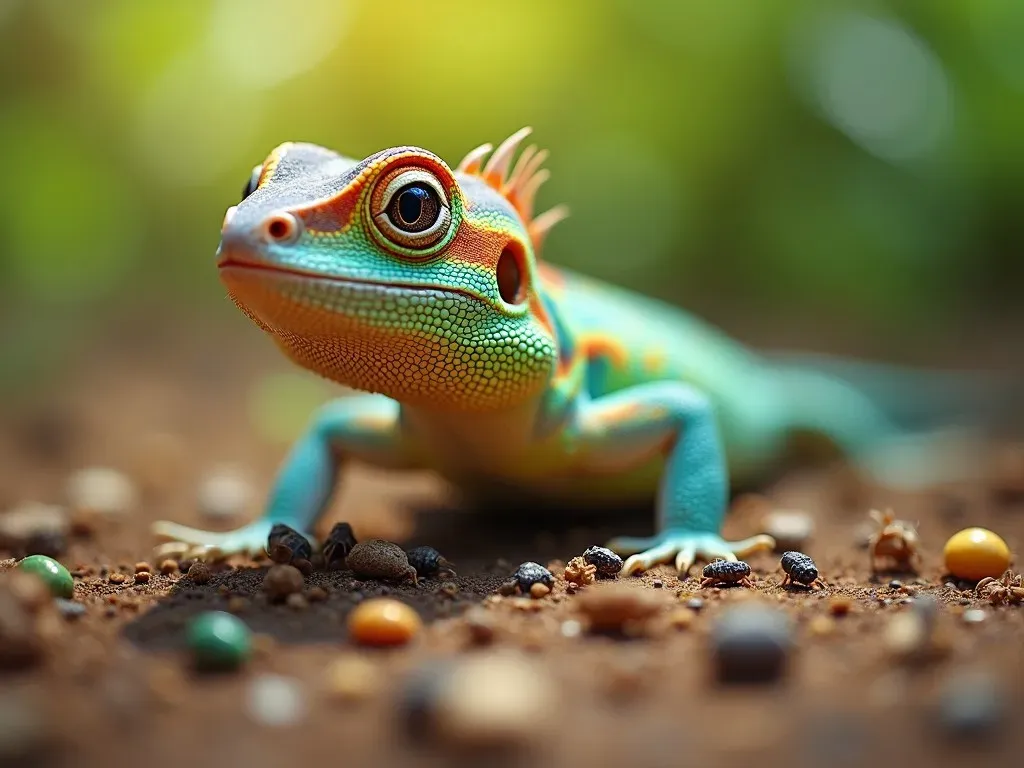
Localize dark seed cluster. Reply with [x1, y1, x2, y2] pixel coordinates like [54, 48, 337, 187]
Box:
[267, 523, 312, 565]
[322, 522, 358, 568]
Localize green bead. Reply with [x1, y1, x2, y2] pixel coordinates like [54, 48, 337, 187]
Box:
[187, 611, 252, 671]
[17, 555, 74, 598]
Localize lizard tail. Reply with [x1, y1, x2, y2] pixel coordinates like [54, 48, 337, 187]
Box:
[767, 352, 1012, 488]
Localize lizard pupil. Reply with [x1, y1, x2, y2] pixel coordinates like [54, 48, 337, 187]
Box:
[389, 184, 439, 233]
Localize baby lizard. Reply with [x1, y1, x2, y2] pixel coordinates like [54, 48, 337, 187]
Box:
[153, 128, 982, 576]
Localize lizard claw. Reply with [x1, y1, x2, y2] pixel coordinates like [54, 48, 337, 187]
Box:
[150, 519, 288, 562]
[608, 531, 775, 577]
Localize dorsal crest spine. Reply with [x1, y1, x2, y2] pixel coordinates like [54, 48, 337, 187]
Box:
[456, 127, 568, 254]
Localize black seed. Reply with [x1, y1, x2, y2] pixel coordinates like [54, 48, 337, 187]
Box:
[266, 523, 311, 564]
[582, 546, 623, 577]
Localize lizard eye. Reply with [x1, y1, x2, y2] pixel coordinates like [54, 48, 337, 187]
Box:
[242, 165, 262, 201]
[371, 169, 452, 250]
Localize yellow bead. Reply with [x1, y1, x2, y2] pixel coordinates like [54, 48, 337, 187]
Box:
[347, 598, 422, 647]
[943, 527, 1011, 581]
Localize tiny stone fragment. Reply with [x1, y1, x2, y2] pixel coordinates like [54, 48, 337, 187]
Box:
[346, 540, 417, 583]
[962, 608, 986, 624]
[134, 562, 151, 574]
[529, 582, 551, 599]
[576, 583, 661, 634]
[134, 571, 151, 585]
[159, 560, 178, 575]
[262, 565, 304, 602]
[186, 562, 211, 585]
[55, 599, 86, 620]
[108, 573, 126, 585]
[582, 546, 623, 577]
[710, 605, 793, 685]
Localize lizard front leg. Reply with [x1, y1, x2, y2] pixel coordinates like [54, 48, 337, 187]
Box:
[152, 394, 411, 561]
[567, 382, 775, 576]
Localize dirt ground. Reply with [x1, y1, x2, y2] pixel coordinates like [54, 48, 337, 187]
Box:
[1, 326, 1023, 768]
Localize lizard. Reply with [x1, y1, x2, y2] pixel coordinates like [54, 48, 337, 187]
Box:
[152, 127, 984, 576]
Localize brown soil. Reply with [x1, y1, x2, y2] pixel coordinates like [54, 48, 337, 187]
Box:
[1, 331, 1023, 768]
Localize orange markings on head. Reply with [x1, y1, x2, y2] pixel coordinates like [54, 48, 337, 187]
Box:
[298, 182, 364, 233]
[579, 334, 630, 370]
[445, 222, 509, 269]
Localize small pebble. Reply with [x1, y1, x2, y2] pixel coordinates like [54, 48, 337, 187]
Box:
[576, 583, 661, 634]
[710, 605, 793, 685]
[762, 509, 814, 552]
[285, 593, 307, 611]
[828, 596, 853, 616]
[347, 598, 422, 647]
[405, 545, 454, 578]
[159, 560, 179, 575]
[262, 565, 304, 602]
[197, 466, 252, 520]
[245, 674, 306, 727]
[16, 555, 74, 599]
[134, 562, 152, 574]
[325, 655, 379, 702]
[187, 611, 252, 672]
[463, 608, 497, 645]
[510, 562, 554, 594]
[809, 615, 835, 637]
[943, 527, 1011, 582]
[322, 522, 358, 568]
[560, 619, 582, 638]
[399, 652, 554, 748]
[108, 573, 126, 585]
[937, 671, 1005, 740]
[66, 467, 136, 517]
[346, 540, 417, 583]
[134, 571, 151, 585]
[0, 503, 69, 546]
[685, 597, 704, 611]
[582, 546, 623, 577]
[529, 582, 551, 599]
[54, 599, 86, 620]
[186, 562, 211, 585]
[888, 580, 902, 590]
[306, 586, 328, 602]
[961, 608, 987, 625]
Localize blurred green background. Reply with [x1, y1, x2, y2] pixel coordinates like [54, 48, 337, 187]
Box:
[1, 0, 1022, 399]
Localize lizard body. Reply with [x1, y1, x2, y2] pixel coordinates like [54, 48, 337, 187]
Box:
[153, 128, 970, 575]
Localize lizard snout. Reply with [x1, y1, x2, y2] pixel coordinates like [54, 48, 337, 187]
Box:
[219, 209, 302, 262]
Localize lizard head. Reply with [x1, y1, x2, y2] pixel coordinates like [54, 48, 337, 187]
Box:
[218, 128, 568, 412]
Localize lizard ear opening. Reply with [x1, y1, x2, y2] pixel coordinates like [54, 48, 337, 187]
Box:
[496, 240, 528, 306]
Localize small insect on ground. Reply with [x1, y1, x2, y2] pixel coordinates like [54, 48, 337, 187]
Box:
[867, 509, 921, 574]
[267, 523, 312, 566]
[700, 559, 755, 589]
[779, 551, 827, 590]
[321, 522, 358, 569]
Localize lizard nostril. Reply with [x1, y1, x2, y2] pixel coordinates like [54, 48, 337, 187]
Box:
[263, 213, 300, 243]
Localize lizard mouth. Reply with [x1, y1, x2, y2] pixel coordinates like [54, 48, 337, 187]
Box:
[217, 258, 484, 304]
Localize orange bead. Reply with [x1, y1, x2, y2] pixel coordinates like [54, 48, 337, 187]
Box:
[943, 527, 1012, 581]
[347, 598, 422, 647]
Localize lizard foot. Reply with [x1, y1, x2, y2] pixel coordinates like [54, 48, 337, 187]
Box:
[607, 530, 776, 577]
[150, 519, 310, 562]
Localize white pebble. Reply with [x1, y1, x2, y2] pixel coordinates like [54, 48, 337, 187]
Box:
[961, 608, 987, 625]
[197, 466, 253, 520]
[245, 674, 306, 727]
[0, 503, 68, 541]
[66, 467, 136, 517]
[762, 510, 814, 551]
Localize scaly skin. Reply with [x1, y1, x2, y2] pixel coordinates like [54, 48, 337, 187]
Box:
[152, 127, 959, 576]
